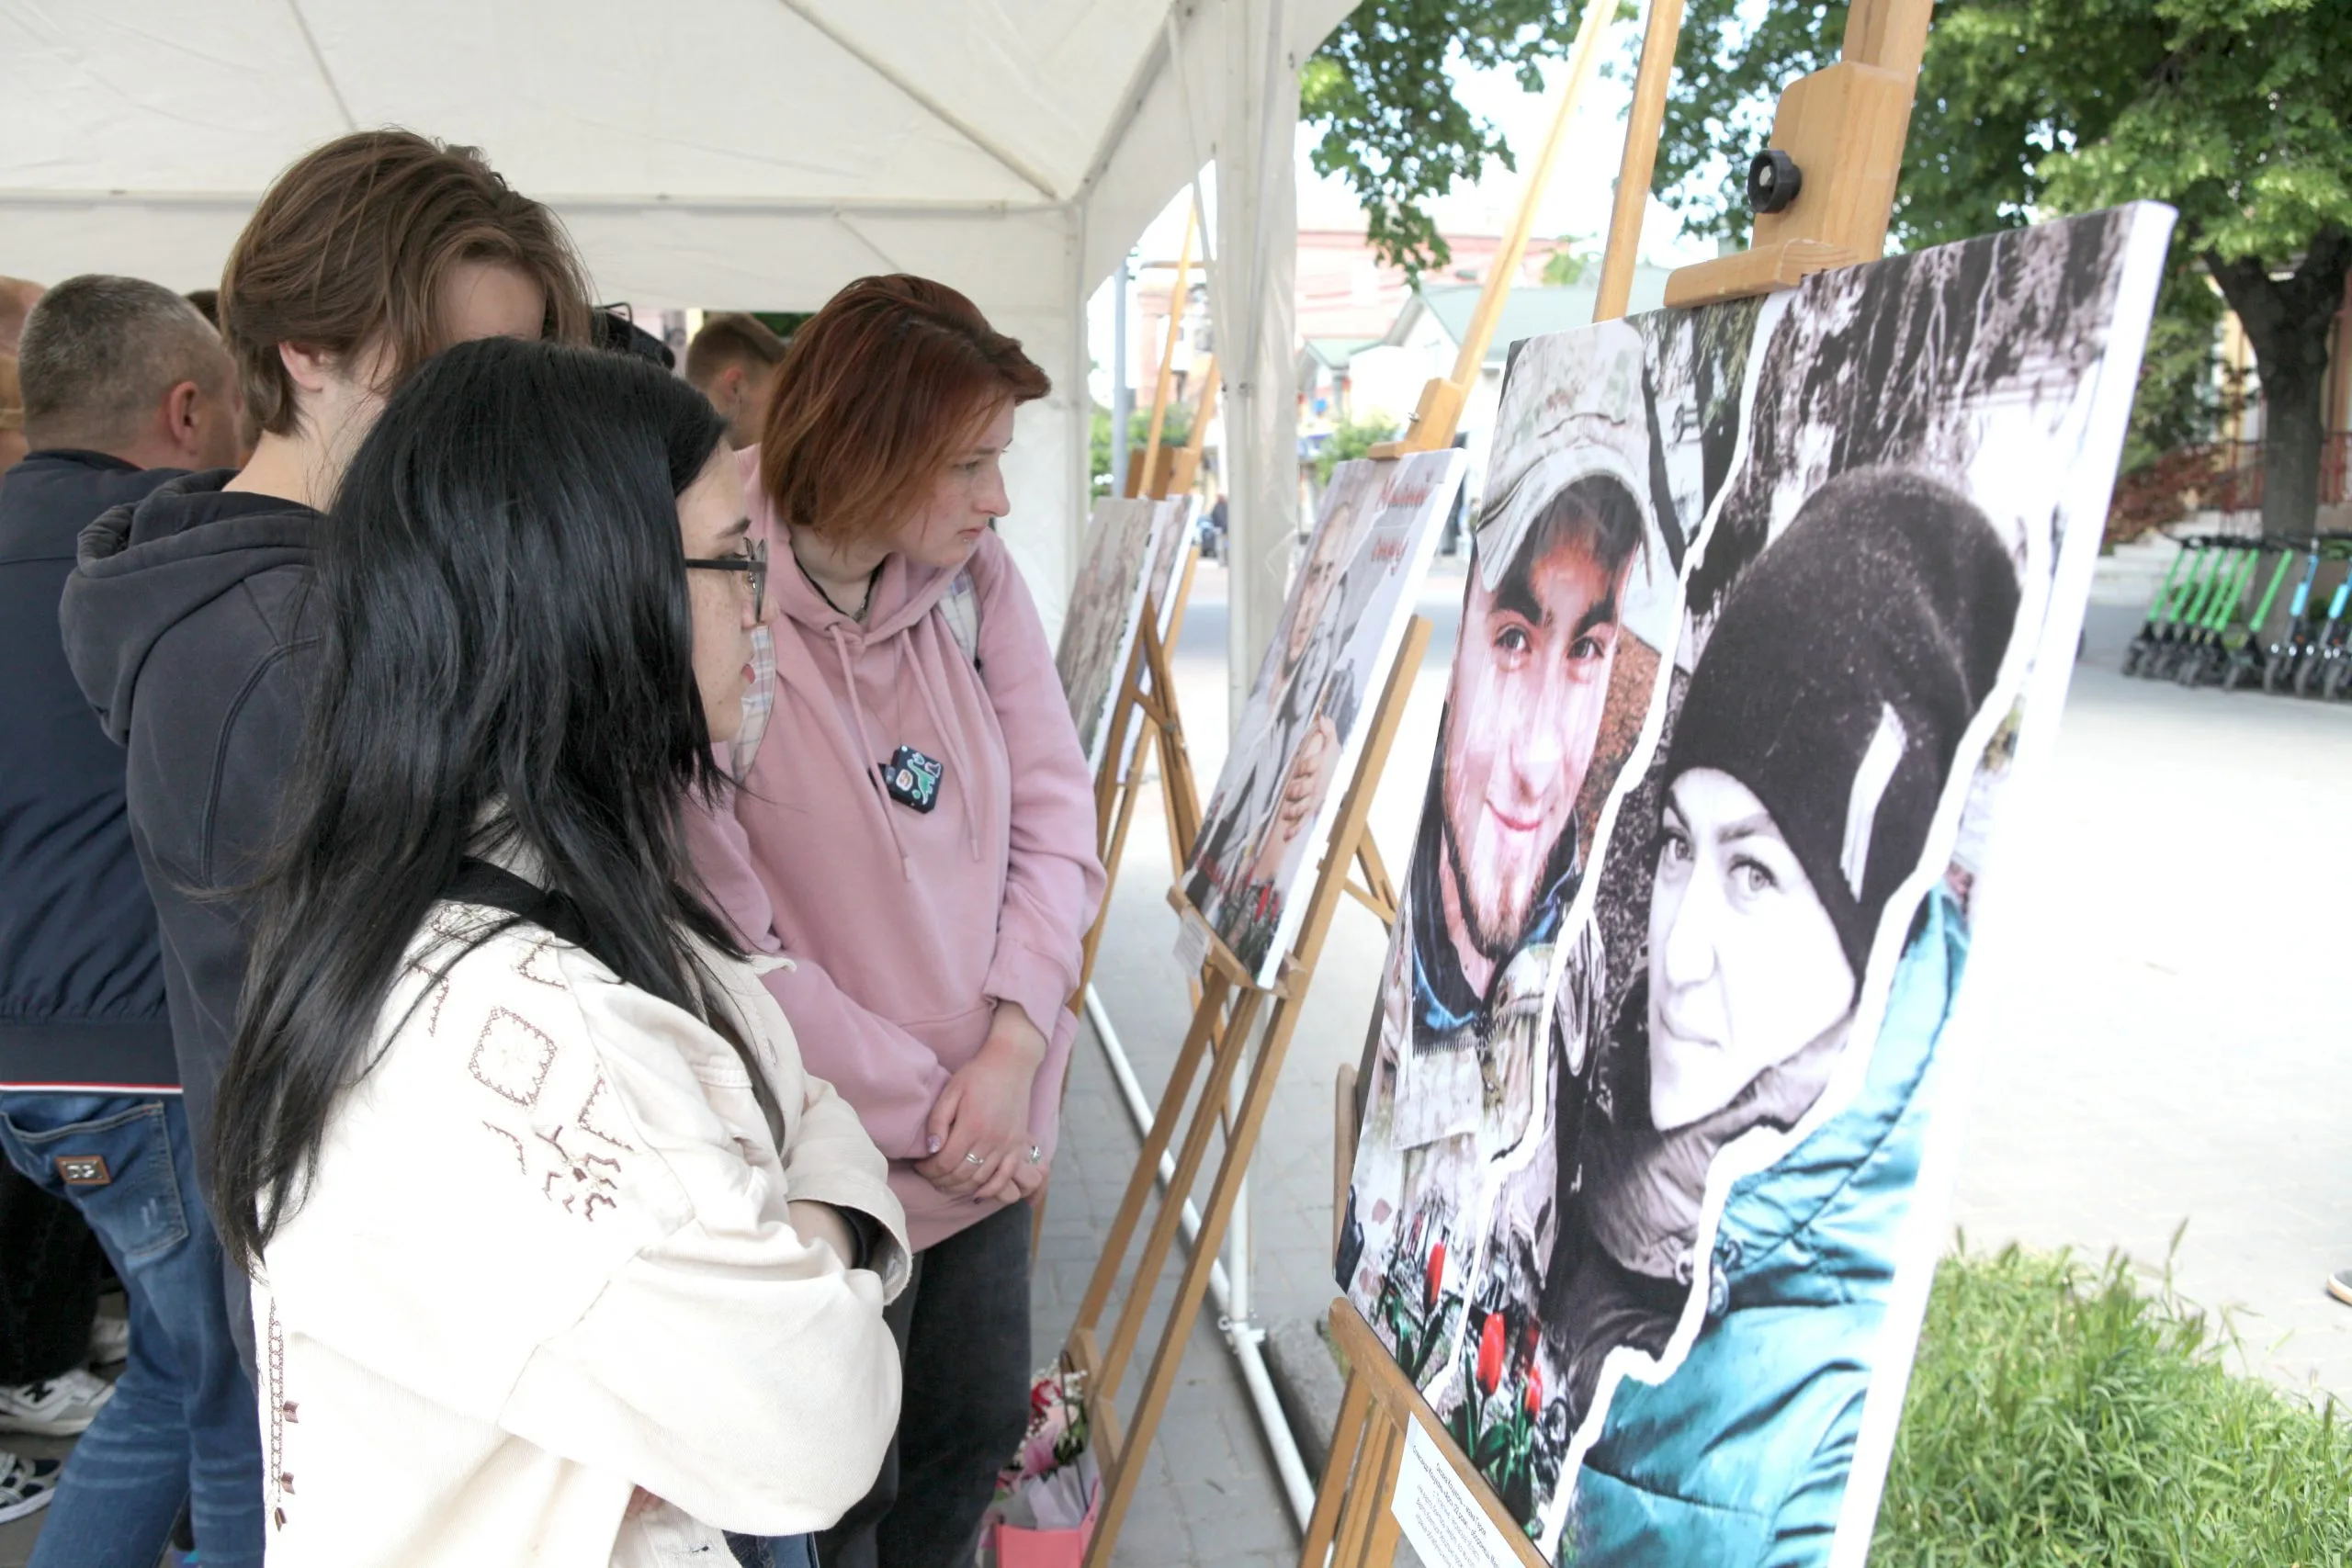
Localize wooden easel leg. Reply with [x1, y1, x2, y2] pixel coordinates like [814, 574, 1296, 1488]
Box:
[1352, 832, 1398, 924]
[1332, 1414, 1406, 1568]
[1077, 714, 1156, 999]
[1098, 983, 1267, 1400]
[1093, 635, 1150, 859]
[1088, 976, 1310, 1568]
[1139, 614, 1203, 870]
[1070, 967, 1235, 1347]
[1299, 1359, 1374, 1565]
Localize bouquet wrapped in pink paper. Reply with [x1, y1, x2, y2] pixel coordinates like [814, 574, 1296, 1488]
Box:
[979, 1365, 1099, 1568]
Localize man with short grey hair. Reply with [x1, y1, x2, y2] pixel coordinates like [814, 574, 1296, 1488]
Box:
[0, 273, 263, 1562]
[17, 275, 240, 473]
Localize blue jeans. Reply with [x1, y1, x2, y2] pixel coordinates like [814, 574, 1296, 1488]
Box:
[727, 1532, 816, 1567]
[0, 1093, 265, 1568]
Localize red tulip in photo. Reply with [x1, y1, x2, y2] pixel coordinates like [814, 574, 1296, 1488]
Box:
[1477, 1312, 1505, 1396]
[1525, 1359, 1544, 1417]
[1424, 1240, 1446, 1314]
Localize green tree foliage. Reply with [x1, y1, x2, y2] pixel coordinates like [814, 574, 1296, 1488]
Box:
[1314, 412, 1404, 485]
[1655, 0, 2352, 527]
[1090, 403, 1196, 495]
[1302, 0, 1599, 275]
[746, 310, 812, 341]
[1540, 236, 1595, 285]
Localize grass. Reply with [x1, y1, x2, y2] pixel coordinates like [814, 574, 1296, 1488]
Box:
[1873, 1240, 2352, 1566]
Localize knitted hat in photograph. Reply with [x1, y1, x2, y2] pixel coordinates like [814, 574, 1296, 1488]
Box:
[1665, 467, 2021, 982]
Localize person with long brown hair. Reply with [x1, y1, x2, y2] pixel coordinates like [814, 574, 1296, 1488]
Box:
[690, 275, 1103, 1568]
[60, 130, 592, 1360]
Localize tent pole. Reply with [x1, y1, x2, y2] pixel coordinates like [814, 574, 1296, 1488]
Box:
[1112, 255, 1135, 503]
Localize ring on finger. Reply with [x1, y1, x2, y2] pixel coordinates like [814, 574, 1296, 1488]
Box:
[964, 1150, 987, 1166]
[1027, 1144, 1043, 1163]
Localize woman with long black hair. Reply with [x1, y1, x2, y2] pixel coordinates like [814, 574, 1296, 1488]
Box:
[211, 336, 908, 1568]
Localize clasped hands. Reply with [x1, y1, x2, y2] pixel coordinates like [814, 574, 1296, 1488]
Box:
[914, 998, 1048, 1204]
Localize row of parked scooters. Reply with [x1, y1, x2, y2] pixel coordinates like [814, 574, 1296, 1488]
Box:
[2122, 532, 2352, 695]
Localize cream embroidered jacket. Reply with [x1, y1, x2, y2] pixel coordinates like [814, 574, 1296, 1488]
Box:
[252, 901, 911, 1567]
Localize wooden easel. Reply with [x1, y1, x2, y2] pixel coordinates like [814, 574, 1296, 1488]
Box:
[1308, 0, 1935, 1561]
[1073, 355, 1223, 997]
[1065, 615, 1430, 1568]
[1041, 223, 1217, 1249]
[1660, 0, 1933, 308]
[1303, 1300, 1550, 1568]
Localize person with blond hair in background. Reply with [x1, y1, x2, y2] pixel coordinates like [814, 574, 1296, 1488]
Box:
[686, 311, 789, 450]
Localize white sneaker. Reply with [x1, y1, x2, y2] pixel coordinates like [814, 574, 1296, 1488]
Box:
[86, 1313, 130, 1369]
[0, 1368, 115, 1437]
[0, 1449, 61, 1523]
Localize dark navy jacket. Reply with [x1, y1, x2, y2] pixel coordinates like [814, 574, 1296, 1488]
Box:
[0, 451, 187, 1090]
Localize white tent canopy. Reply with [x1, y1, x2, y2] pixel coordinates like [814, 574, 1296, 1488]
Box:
[0, 0, 1346, 649]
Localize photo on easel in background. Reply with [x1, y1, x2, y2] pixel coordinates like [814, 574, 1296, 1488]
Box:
[1057, 497, 1185, 773]
[1340, 203, 2176, 1565]
[1114, 495, 1200, 780]
[1180, 449, 1466, 981]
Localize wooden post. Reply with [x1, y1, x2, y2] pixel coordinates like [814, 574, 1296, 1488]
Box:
[1068, 617, 1434, 1568]
[1371, 0, 1621, 460]
[1662, 0, 1935, 308]
[1133, 209, 1197, 499]
[1593, 0, 1690, 322]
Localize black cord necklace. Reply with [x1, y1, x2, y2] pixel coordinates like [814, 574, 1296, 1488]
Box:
[793, 547, 885, 622]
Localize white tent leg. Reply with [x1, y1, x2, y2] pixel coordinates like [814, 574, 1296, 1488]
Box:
[1217, 0, 1302, 724]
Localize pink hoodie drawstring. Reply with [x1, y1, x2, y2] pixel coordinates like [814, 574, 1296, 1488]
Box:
[828, 623, 915, 881]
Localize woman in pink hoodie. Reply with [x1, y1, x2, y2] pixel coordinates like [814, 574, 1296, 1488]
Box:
[688, 276, 1104, 1568]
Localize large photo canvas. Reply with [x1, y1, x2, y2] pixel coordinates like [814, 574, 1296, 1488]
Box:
[1182, 450, 1466, 983]
[1340, 204, 2174, 1564]
[1057, 497, 1182, 773]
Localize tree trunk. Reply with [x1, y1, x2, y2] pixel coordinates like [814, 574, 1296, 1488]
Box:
[2209, 226, 2352, 536]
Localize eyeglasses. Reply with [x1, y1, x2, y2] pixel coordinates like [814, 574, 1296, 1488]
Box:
[684, 537, 767, 619]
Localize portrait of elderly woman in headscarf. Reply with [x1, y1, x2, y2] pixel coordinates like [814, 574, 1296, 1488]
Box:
[1546, 466, 2022, 1567]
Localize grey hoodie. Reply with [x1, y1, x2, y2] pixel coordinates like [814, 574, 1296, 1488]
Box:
[59, 470, 321, 1189]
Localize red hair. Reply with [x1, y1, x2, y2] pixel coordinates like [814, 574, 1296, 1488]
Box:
[759, 275, 1050, 544]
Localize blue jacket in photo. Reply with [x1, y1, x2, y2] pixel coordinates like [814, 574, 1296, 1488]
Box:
[1567, 886, 1967, 1568]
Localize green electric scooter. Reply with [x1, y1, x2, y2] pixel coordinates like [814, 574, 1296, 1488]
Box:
[2156, 538, 2260, 682]
[2206, 539, 2301, 690]
[2122, 536, 2200, 678]
[2126, 536, 2226, 678]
